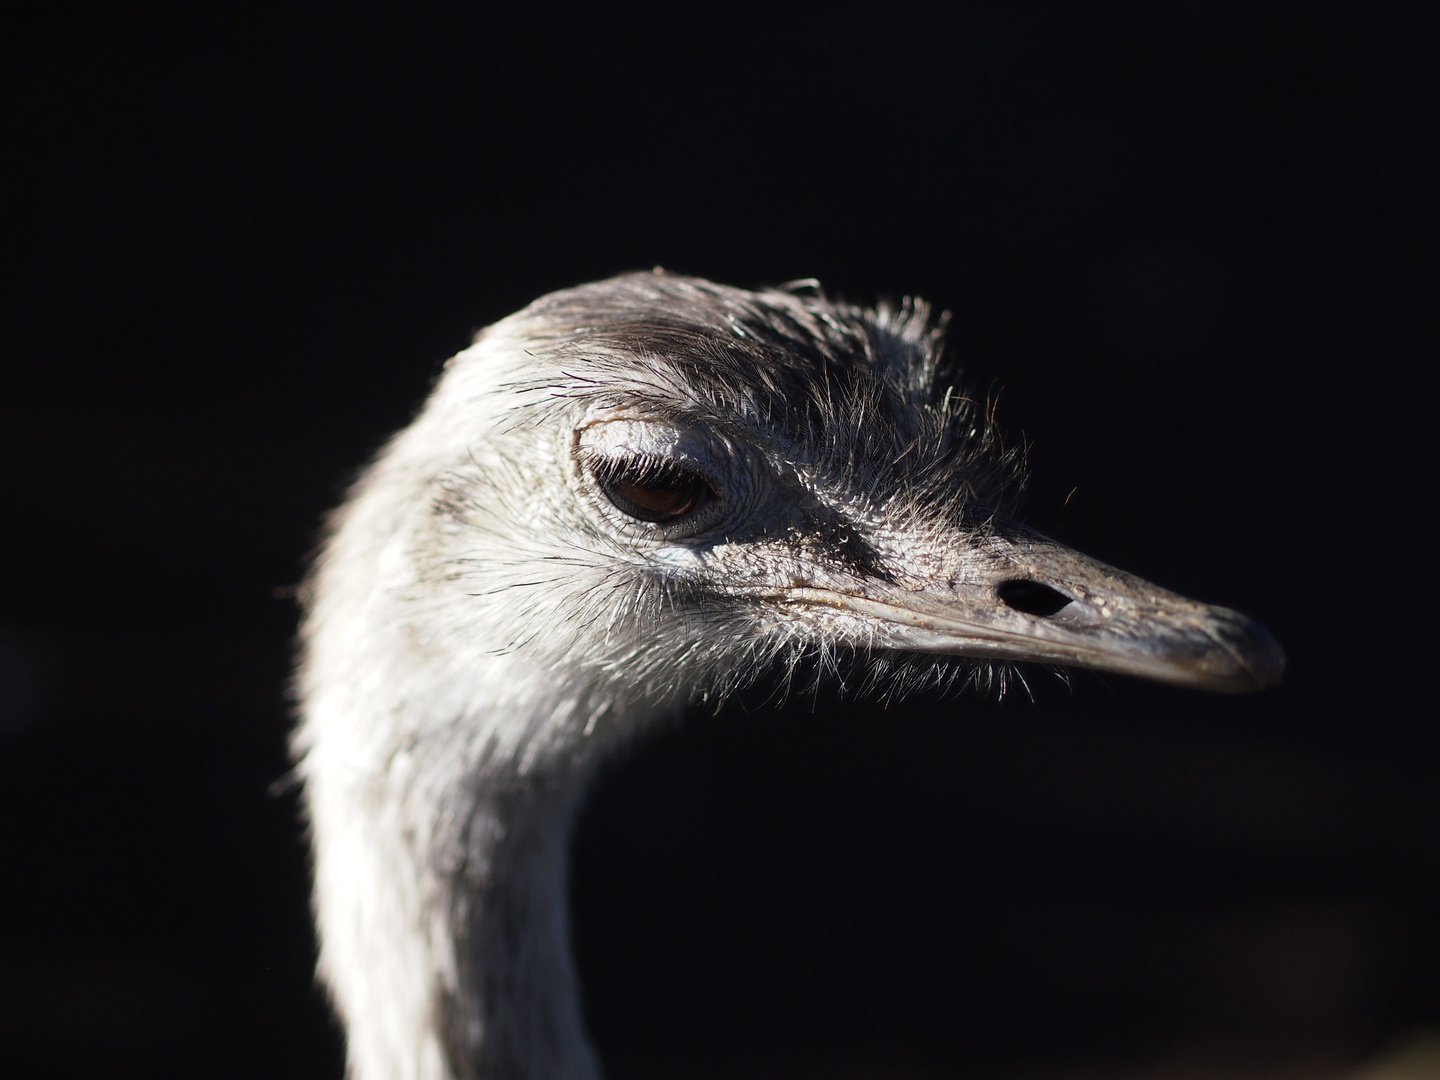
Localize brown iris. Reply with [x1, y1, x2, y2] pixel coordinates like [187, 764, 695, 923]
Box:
[599, 463, 711, 523]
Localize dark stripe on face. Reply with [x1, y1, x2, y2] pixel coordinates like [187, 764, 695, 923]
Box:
[791, 507, 894, 583]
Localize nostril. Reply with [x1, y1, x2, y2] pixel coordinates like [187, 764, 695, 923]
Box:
[997, 579, 1073, 618]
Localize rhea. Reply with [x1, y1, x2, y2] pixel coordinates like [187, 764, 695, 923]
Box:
[295, 271, 1283, 1080]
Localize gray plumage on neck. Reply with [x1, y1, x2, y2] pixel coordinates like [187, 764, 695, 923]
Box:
[294, 271, 1283, 1080]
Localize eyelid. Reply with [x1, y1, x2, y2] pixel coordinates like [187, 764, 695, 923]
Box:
[598, 458, 710, 505]
[580, 447, 721, 492]
[592, 451, 688, 483]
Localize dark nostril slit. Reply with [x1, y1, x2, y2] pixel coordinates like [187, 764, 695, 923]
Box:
[997, 579, 1073, 618]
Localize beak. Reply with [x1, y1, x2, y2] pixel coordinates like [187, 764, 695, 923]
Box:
[773, 529, 1285, 694]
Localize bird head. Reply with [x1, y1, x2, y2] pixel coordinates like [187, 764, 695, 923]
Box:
[394, 271, 1282, 716]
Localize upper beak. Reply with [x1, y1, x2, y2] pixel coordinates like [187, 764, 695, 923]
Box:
[773, 529, 1285, 694]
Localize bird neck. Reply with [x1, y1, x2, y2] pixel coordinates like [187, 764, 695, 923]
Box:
[303, 674, 635, 1080]
[440, 768, 605, 1080]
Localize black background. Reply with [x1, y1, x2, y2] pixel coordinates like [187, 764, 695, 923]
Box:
[3, 5, 1437, 1078]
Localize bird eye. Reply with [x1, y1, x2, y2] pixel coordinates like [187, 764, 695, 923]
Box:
[596, 462, 713, 524]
